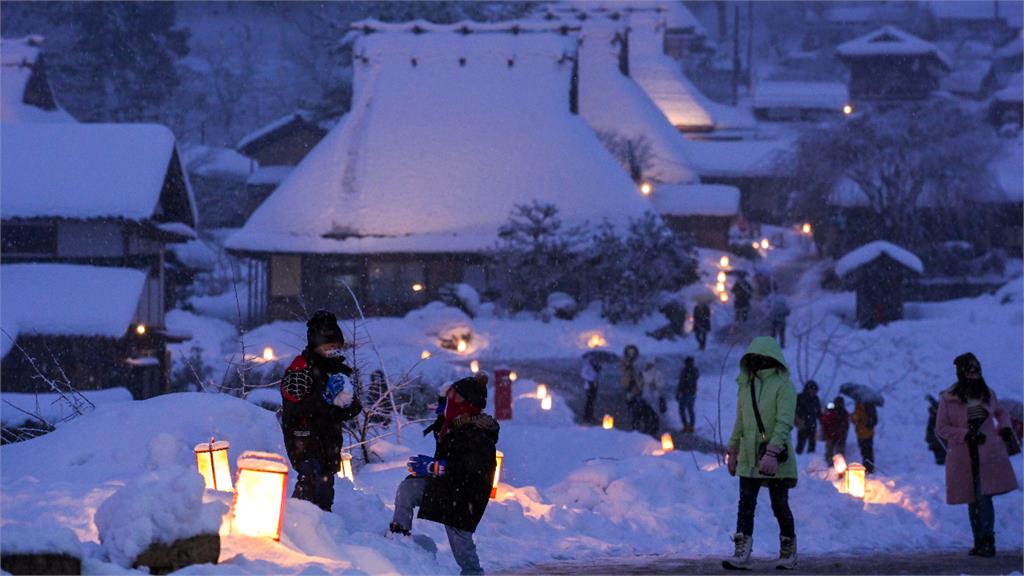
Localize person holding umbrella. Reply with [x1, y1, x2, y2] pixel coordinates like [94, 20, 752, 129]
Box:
[850, 401, 878, 473]
[935, 353, 1018, 557]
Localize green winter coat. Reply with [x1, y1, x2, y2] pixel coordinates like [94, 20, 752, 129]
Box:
[727, 337, 798, 481]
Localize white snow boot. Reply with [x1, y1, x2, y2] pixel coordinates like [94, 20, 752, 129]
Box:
[776, 535, 797, 570]
[722, 533, 753, 570]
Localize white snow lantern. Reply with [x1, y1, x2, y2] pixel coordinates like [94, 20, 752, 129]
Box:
[541, 396, 553, 411]
[411, 283, 424, 292]
[536, 384, 548, 400]
[846, 463, 867, 499]
[719, 291, 729, 303]
[337, 452, 355, 484]
[135, 324, 147, 336]
[602, 414, 615, 429]
[490, 450, 504, 499]
[421, 350, 431, 360]
[262, 347, 274, 362]
[716, 271, 727, 283]
[760, 238, 770, 250]
[470, 360, 480, 373]
[832, 453, 848, 475]
[232, 451, 289, 540]
[719, 255, 730, 268]
[640, 181, 653, 196]
[715, 281, 726, 293]
[456, 339, 468, 353]
[509, 371, 518, 382]
[194, 439, 232, 492]
[661, 433, 675, 452]
[843, 104, 854, 116]
[587, 333, 607, 349]
[802, 223, 813, 236]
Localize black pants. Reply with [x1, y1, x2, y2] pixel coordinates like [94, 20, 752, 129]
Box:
[796, 425, 817, 454]
[771, 320, 786, 348]
[294, 459, 335, 511]
[735, 305, 749, 323]
[583, 383, 597, 423]
[678, 394, 696, 429]
[858, 437, 875, 473]
[694, 329, 708, 350]
[737, 477, 795, 538]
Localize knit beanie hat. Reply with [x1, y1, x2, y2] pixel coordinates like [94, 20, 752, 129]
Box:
[307, 309, 344, 349]
[452, 373, 489, 409]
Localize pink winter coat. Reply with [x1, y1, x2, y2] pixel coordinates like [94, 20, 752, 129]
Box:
[935, 388, 1018, 505]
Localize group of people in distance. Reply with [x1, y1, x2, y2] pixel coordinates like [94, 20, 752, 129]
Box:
[276, 310, 1019, 574]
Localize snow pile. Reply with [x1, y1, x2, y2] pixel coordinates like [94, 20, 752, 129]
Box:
[94, 434, 226, 567]
[229, 29, 649, 255]
[837, 26, 952, 68]
[0, 521, 82, 557]
[835, 241, 925, 277]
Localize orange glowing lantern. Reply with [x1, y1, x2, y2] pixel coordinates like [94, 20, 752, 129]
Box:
[456, 339, 468, 353]
[470, 360, 480, 373]
[490, 450, 504, 498]
[661, 433, 674, 451]
[262, 347, 275, 362]
[715, 282, 726, 293]
[541, 396, 553, 410]
[509, 371, 518, 382]
[719, 291, 729, 303]
[194, 439, 232, 492]
[536, 384, 548, 399]
[843, 104, 854, 116]
[420, 350, 431, 360]
[337, 452, 355, 484]
[760, 238, 770, 250]
[602, 414, 614, 429]
[846, 463, 867, 498]
[802, 223, 812, 235]
[587, 333, 607, 349]
[232, 451, 289, 540]
[719, 255, 730, 268]
[716, 271, 727, 283]
[639, 181, 653, 196]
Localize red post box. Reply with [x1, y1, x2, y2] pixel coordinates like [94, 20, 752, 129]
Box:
[493, 368, 512, 421]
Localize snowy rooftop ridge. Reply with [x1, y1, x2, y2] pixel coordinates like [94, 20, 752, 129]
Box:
[350, 18, 580, 35]
[1, 35, 76, 123]
[752, 81, 849, 110]
[1, 35, 44, 66]
[836, 26, 952, 69]
[235, 110, 315, 152]
[835, 241, 924, 277]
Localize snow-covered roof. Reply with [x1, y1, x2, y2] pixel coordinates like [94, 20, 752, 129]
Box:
[835, 241, 924, 277]
[836, 26, 952, 69]
[1, 123, 197, 226]
[940, 60, 993, 95]
[1, 264, 146, 358]
[228, 29, 650, 255]
[0, 36, 75, 123]
[752, 81, 849, 111]
[927, 0, 1022, 26]
[627, 12, 754, 132]
[236, 110, 320, 153]
[649, 183, 740, 216]
[680, 138, 793, 179]
[182, 144, 254, 179]
[578, 21, 697, 184]
[543, 1, 706, 37]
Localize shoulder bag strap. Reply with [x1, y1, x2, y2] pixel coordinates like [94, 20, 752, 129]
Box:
[750, 377, 767, 442]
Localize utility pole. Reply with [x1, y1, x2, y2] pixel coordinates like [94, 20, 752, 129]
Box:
[732, 5, 740, 105]
[746, 1, 754, 91]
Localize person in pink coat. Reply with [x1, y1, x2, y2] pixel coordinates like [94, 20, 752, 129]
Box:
[935, 353, 1018, 557]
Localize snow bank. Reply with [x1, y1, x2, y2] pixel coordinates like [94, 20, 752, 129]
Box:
[0, 521, 82, 557]
[0, 387, 132, 428]
[835, 241, 925, 277]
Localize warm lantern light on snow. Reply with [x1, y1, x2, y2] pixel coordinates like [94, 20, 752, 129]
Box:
[602, 414, 614, 429]
[719, 291, 730, 303]
[420, 350, 431, 360]
[832, 453, 848, 475]
[337, 452, 355, 484]
[760, 238, 770, 250]
[719, 255, 730, 268]
[639, 181, 653, 196]
[846, 463, 867, 498]
[411, 283, 424, 292]
[194, 439, 232, 492]
[536, 384, 548, 399]
[843, 104, 854, 116]
[587, 333, 607, 348]
[456, 339, 468, 353]
[232, 451, 288, 540]
[509, 371, 518, 382]
[262, 347, 274, 362]
[490, 450, 504, 499]
[802, 222, 813, 235]
[715, 282, 726, 293]
[470, 360, 480, 373]
[541, 396, 553, 410]
[716, 271, 727, 283]
[661, 433, 674, 451]
[135, 324, 146, 336]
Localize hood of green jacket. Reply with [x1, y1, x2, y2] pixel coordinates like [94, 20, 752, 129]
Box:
[737, 336, 789, 384]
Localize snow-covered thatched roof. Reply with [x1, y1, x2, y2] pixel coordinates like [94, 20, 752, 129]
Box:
[650, 184, 739, 216]
[1, 264, 146, 358]
[543, 1, 706, 37]
[836, 26, 952, 69]
[627, 12, 754, 132]
[835, 241, 924, 277]
[228, 27, 650, 255]
[752, 81, 849, 111]
[0, 36, 75, 123]
[681, 138, 793, 179]
[578, 21, 697, 185]
[1, 123, 198, 226]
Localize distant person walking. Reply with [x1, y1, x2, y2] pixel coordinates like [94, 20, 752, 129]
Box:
[851, 401, 879, 473]
[693, 300, 712, 351]
[723, 337, 798, 571]
[936, 353, 1018, 558]
[732, 275, 753, 323]
[820, 397, 850, 467]
[581, 356, 602, 425]
[677, 357, 699, 433]
[794, 381, 821, 454]
[769, 296, 791, 349]
[622, 345, 644, 431]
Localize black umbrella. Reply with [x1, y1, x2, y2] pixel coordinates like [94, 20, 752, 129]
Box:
[582, 350, 620, 364]
[840, 382, 884, 407]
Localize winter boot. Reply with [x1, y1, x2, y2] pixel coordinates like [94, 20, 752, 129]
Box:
[776, 535, 797, 570]
[722, 533, 753, 570]
[968, 536, 981, 556]
[388, 522, 410, 537]
[976, 535, 996, 558]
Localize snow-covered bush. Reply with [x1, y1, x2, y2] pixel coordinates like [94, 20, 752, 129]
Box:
[438, 283, 481, 318]
[544, 292, 578, 321]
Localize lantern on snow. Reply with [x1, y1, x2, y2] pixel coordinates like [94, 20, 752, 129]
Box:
[490, 450, 505, 499]
[846, 463, 867, 499]
[661, 433, 674, 451]
[602, 414, 614, 429]
[536, 384, 548, 399]
[232, 451, 289, 540]
[541, 396, 553, 410]
[421, 350, 431, 360]
[832, 453, 847, 475]
[337, 452, 355, 484]
[719, 255, 730, 268]
[470, 360, 480, 373]
[719, 291, 729, 303]
[194, 439, 232, 492]
[456, 339, 468, 353]
[509, 371, 518, 382]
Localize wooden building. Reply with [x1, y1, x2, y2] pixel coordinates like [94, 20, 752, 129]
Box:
[836, 26, 952, 102]
[651, 184, 739, 250]
[835, 241, 923, 329]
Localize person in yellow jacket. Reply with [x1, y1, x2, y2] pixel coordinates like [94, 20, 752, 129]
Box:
[851, 401, 878, 473]
[723, 337, 797, 570]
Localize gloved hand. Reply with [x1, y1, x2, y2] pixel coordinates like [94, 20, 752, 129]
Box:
[758, 445, 781, 476]
[965, 428, 987, 445]
[407, 454, 446, 477]
[322, 372, 349, 404]
[726, 447, 738, 477]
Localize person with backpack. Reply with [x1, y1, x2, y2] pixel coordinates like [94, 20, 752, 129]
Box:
[732, 275, 753, 323]
[851, 401, 879, 473]
[794, 381, 822, 455]
[279, 310, 363, 512]
[722, 337, 798, 570]
[677, 357, 699, 433]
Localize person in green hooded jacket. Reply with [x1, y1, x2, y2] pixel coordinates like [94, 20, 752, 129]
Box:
[723, 336, 798, 571]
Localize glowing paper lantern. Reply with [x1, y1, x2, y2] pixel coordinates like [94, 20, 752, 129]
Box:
[412, 283, 424, 292]
[802, 223, 812, 235]
[541, 396, 553, 410]
[456, 339, 468, 353]
[602, 414, 614, 429]
[716, 271, 727, 283]
[509, 371, 518, 382]
[719, 291, 729, 303]
[832, 453, 847, 475]
[587, 333, 607, 349]
[536, 384, 548, 399]
[846, 463, 867, 498]
[470, 360, 480, 373]
[719, 255, 730, 268]
[715, 282, 726, 293]
[194, 439, 232, 492]
[232, 451, 289, 540]
[843, 104, 854, 116]
[661, 433, 674, 451]
[420, 350, 431, 360]
[337, 452, 355, 484]
[760, 238, 770, 250]
[640, 181, 653, 196]
[135, 324, 147, 335]
[490, 450, 504, 499]
[262, 347, 274, 362]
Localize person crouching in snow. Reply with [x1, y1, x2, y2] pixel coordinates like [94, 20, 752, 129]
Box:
[936, 352, 1018, 558]
[280, 310, 362, 512]
[390, 373, 499, 575]
[723, 336, 798, 570]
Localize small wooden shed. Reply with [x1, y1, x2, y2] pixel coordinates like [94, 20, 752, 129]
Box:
[835, 241, 924, 329]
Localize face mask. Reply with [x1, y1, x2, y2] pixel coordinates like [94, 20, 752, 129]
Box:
[318, 347, 345, 359]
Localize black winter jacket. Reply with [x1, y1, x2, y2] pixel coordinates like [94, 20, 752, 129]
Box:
[678, 365, 699, 398]
[418, 413, 500, 533]
[280, 350, 362, 472]
[795, 392, 821, 429]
